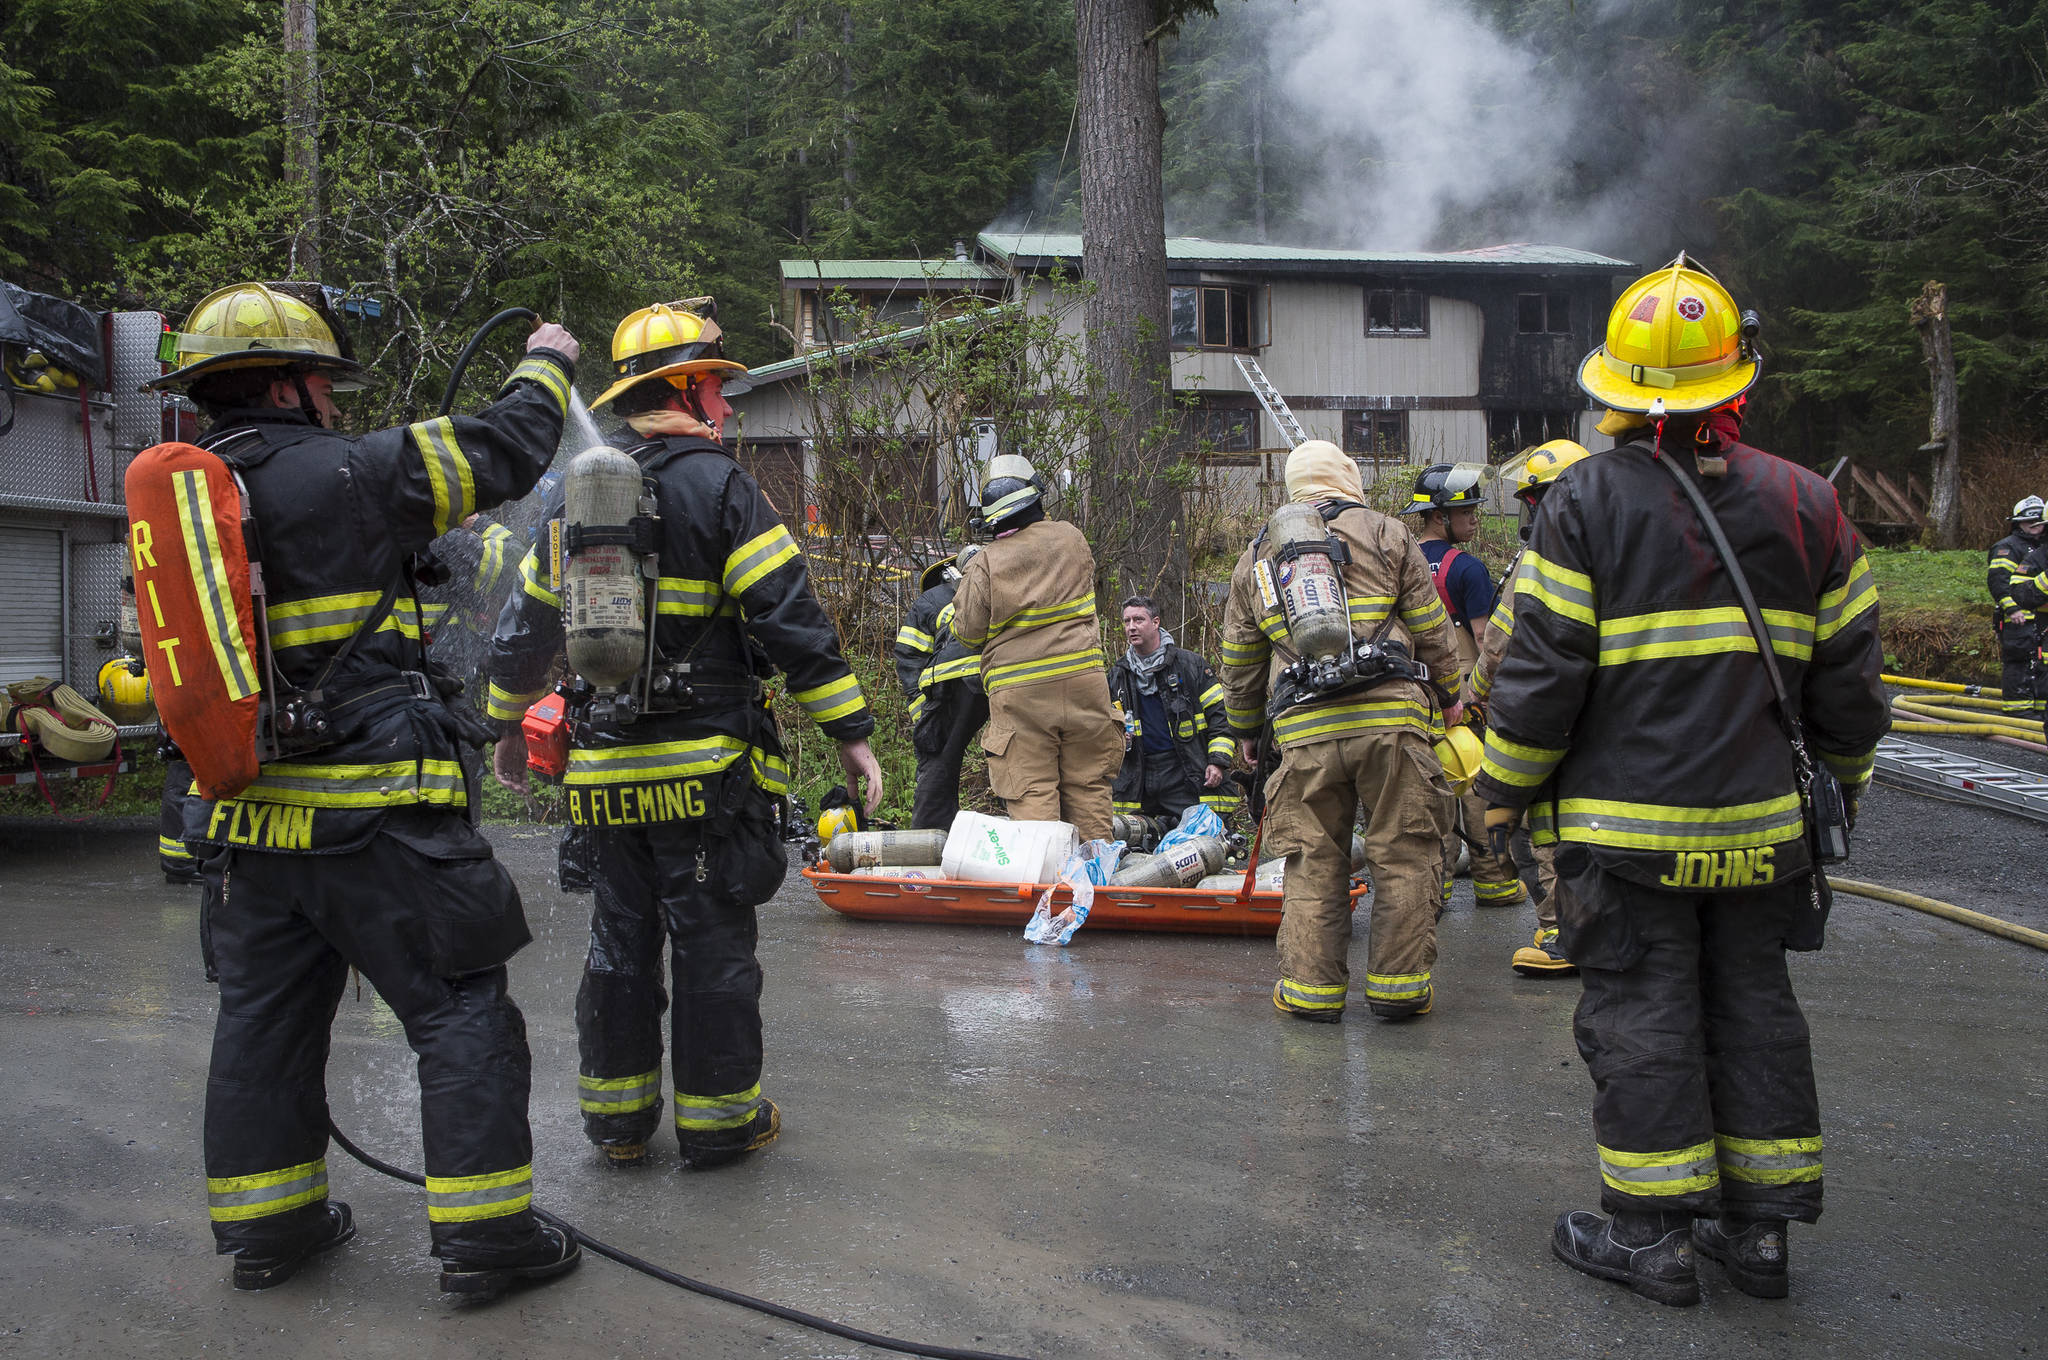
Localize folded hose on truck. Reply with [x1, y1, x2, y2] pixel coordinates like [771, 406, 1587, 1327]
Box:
[1831, 879, 2048, 952]
[324, 1121, 1034, 1360]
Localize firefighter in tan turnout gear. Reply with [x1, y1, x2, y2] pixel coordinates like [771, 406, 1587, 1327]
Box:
[1475, 256, 1886, 1305]
[1222, 439, 1463, 1022]
[1460, 439, 1593, 977]
[950, 454, 1123, 842]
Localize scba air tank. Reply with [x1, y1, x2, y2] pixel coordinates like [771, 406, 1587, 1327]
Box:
[562, 446, 648, 688]
[1264, 501, 1352, 660]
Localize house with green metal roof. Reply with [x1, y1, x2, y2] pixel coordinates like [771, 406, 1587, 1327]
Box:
[729, 231, 1632, 529]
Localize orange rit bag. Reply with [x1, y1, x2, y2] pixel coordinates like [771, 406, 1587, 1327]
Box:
[124, 442, 264, 799]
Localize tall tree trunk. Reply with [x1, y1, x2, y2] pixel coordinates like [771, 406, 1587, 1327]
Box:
[1075, 0, 1181, 605]
[1913, 281, 1961, 548]
[283, 0, 321, 276]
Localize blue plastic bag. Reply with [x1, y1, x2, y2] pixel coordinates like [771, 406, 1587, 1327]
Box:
[1153, 804, 1225, 858]
[1024, 838, 1125, 946]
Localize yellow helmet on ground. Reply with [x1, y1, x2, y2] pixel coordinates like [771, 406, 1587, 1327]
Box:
[1434, 725, 1483, 795]
[146, 282, 371, 392]
[1577, 253, 1758, 417]
[817, 804, 860, 844]
[1503, 439, 1594, 501]
[97, 657, 153, 724]
[591, 300, 751, 409]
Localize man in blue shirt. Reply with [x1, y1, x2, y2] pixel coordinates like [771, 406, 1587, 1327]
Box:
[1403, 463, 1527, 909]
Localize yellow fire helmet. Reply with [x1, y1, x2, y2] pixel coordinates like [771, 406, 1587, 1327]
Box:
[817, 804, 860, 844]
[1501, 439, 1594, 501]
[96, 657, 154, 724]
[591, 299, 751, 409]
[146, 282, 372, 392]
[1577, 253, 1758, 417]
[1433, 724, 1484, 796]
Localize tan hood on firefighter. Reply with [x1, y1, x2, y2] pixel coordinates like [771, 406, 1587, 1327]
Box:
[1284, 439, 1364, 505]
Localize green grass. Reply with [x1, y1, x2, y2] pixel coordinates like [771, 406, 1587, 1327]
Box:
[1867, 547, 1988, 612]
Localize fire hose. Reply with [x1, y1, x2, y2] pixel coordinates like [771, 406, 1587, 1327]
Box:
[438, 307, 542, 417]
[325, 1119, 1034, 1360]
[1831, 879, 2048, 952]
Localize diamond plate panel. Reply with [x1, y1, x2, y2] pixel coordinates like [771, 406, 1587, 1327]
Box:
[0, 390, 118, 505]
[109, 311, 169, 471]
[69, 538, 127, 685]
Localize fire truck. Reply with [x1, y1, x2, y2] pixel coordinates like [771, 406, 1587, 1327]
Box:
[0, 284, 183, 796]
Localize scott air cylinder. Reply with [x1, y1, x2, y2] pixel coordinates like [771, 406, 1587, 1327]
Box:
[1262, 501, 1352, 660]
[562, 446, 648, 689]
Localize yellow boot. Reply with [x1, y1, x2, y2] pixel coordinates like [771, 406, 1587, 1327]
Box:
[1511, 927, 1577, 978]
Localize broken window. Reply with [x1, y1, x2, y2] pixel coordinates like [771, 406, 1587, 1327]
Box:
[1516, 292, 1572, 335]
[1488, 409, 1577, 460]
[1343, 410, 1409, 465]
[1170, 285, 1266, 351]
[1365, 289, 1427, 336]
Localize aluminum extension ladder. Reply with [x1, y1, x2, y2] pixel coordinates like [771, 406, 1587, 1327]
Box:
[1872, 735, 2048, 824]
[1234, 355, 1306, 449]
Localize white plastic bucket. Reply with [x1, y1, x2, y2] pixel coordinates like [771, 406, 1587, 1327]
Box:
[940, 811, 1078, 885]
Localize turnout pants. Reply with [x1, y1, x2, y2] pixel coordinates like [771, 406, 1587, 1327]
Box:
[1264, 730, 1452, 1018]
[911, 688, 990, 831]
[981, 671, 1123, 842]
[1126, 744, 1202, 824]
[576, 799, 786, 1153]
[1443, 785, 1523, 905]
[1998, 630, 2045, 722]
[1559, 858, 1824, 1222]
[204, 813, 542, 1261]
[160, 759, 198, 877]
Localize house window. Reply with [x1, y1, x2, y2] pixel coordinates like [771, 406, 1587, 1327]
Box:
[1517, 292, 1572, 335]
[1365, 289, 1427, 336]
[1489, 409, 1577, 460]
[1177, 403, 1257, 454]
[1343, 410, 1409, 464]
[1170, 284, 1265, 351]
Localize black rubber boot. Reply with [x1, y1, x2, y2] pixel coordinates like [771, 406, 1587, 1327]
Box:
[439, 1223, 582, 1298]
[677, 1100, 781, 1172]
[231, 1201, 356, 1290]
[595, 1138, 648, 1168]
[1693, 1216, 1790, 1298]
[1271, 982, 1343, 1024]
[1551, 1209, 1700, 1307]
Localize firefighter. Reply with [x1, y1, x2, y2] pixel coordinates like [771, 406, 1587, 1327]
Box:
[1106, 595, 1237, 824]
[1404, 462, 1526, 911]
[1221, 439, 1463, 1022]
[1458, 440, 1592, 977]
[487, 300, 881, 1171]
[145, 282, 582, 1295]
[1986, 497, 2047, 722]
[950, 454, 1122, 841]
[1475, 255, 1887, 1305]
[894, 546, 989, 830]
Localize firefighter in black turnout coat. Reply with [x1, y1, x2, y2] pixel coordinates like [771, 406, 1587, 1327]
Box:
[146, 283, 583, 1296]
[1475, 258, 1887, 1306]
[895, 547, 989, 830]
[488, 301, 881, 1170]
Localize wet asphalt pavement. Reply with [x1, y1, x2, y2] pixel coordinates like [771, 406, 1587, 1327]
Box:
[1, 782, 2044, 1358]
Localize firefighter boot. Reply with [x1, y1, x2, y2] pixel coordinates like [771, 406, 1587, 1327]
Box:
[677, 1099, 781, 1172]
[1272, 980, 1344, 1024]
[1693, 1216, 1790, 1299]
[439, 1224, 582, 1298]
[1552, 1210, 1700, 1307]
[596, 1139, 648, 1168]
[1512, 927, 1577, 978]
[230, 1201, 356, 1291]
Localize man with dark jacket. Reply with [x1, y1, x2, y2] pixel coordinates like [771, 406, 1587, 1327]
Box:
[1477, 257, 1887, 1306]
[894, 547, 988, 830]
[1987, 497, 2047, 722]
[488, 301, 881, 1172]
[143, 282, 582, 1297]
[1105, 596, 1236, 824]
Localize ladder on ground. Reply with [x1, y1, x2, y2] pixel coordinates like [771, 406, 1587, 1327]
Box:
[1872, 735, 2048, 824]
[1234, 355, 1306, 449]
